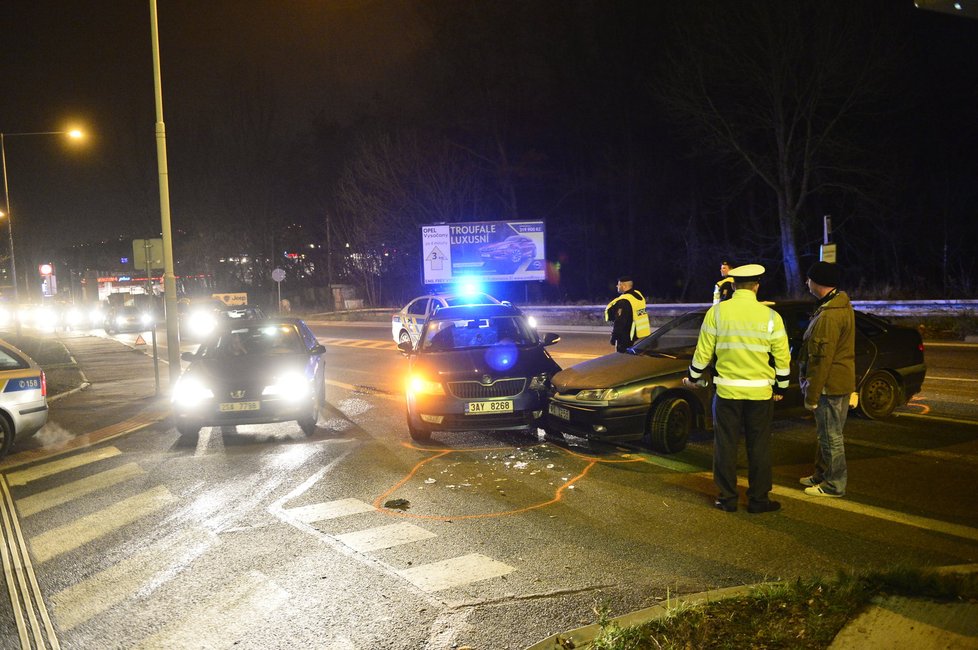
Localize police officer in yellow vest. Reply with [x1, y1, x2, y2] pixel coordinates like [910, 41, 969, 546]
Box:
[683, 264, 791, 514]
[605, 275, 651, 353]
[713, 260, 735, 304]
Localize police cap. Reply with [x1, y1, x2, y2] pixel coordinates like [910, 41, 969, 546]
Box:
[727, 264, 765, 282]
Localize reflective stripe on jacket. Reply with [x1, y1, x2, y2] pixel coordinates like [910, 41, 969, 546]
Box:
[606, 291, 651, 340]
[688, 290, 791, 400]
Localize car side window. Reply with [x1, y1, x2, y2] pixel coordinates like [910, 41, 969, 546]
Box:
[0, 347, 28, 370]
[407, 299, 428, 316]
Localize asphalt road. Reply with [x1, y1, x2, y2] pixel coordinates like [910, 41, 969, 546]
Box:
[0, 324, 975, 649]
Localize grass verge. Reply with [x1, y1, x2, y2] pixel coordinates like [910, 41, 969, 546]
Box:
[588, 567, 978, 650]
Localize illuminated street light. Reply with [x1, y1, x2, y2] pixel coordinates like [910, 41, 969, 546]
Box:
[0, 128, 87, 302]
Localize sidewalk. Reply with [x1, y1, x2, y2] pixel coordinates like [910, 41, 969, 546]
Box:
[1, 333, 167, 470]
[526, 565, 978, 649]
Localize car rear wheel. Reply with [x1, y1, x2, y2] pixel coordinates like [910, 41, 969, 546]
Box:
[406, 412, 430, 441]
[398, 330, 412, 346]
[857, 370, 901, 419]
[647, 397, 691, 454]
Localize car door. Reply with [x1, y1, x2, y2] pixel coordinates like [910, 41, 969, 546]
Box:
[407, 298, 430, 345]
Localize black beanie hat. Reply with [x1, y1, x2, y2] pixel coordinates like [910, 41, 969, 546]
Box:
[807, 261, 841, 287]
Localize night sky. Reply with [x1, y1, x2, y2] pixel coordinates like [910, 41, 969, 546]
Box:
[2, 1, 977, 303]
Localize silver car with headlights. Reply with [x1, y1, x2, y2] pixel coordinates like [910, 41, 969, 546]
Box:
[0, 339, 49, 458]
[171, 319, 326, 437]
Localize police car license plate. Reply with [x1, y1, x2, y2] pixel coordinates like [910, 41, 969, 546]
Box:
[219, 401, 260, 412]
[466, 400, 513, 414]
[548, 403, 570, 420]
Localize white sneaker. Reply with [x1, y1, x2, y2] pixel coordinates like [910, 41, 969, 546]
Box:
[804, 485, 842, 498]
[799, 476, 820, 487]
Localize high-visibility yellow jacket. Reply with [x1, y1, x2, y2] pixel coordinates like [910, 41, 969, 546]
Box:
[713, 276, 734, 304]
[605, 290, 651, 341]
[688, 290, 791, 400]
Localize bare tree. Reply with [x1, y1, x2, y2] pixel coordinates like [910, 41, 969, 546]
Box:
[656, 3, 896, 295]
[333, 130, 488, 305]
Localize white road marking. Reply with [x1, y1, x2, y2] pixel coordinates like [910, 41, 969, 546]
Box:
[284, 498, 376, 523]
[51, 528, 220, 631]
[400, 553, 515, 592]
[5, 447, 122, 487]
[30, 486, 177, 563]
[336, 522, 436, 552]
[17, 463, 146, 517]
[134, 570, 289, 650]
[738, 478, 978, 543]
[925, 375, 978, 382]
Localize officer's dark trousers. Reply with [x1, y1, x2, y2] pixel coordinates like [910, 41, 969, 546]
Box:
[712, 394, 774, 507]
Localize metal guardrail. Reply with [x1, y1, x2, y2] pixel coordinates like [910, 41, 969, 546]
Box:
[313, 300, 978, 321]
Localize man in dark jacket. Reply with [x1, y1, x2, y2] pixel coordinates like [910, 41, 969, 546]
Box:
[799, 261, 855, 498]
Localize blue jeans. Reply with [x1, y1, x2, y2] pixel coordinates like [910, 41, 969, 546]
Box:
[813, 394, 848, 496]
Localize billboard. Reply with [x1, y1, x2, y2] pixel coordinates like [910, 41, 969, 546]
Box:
[421, 220, 546, 284]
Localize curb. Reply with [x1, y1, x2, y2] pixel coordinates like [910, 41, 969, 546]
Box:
[525, 582, 775, 649]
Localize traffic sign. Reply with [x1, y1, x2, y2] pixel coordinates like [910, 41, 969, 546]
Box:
[133, 239, 164, 270]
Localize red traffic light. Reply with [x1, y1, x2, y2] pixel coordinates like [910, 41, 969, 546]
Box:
[38, 263, 54, 276]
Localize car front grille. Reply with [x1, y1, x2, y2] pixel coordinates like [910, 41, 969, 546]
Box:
[448, 378, 526, 399]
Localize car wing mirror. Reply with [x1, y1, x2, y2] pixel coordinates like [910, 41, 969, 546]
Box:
[310, 344, 327, 356]
[397, 340, 414, 355]
[542, 332, 560, 346]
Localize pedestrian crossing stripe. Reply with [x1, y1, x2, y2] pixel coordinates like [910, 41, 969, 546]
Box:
[133, 570, 288, 650]
[6, 447, 122, 487]
[31, 485, 177, 563]
[400, 553, 515, 592]
[51, 528, 220, 631]
[17, 462, 146, 517]
[335, 522, 436, 552]
[283, 497, 376, 523]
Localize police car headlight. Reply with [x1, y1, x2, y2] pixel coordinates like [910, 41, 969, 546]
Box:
[262, 372, 309, 401]
[172, 377, 214, 407]
[188, 311, 217, 336]
[576, 388, 619, 403]
[407, 375, 445, 396]
[528, 373, 550, 391]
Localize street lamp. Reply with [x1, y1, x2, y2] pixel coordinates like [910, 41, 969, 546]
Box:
[1, 129, 85, 302]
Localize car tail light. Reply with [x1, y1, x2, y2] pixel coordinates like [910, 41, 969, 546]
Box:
[41, 370, 47, 397]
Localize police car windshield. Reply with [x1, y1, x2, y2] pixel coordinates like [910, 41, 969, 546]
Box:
[421, 316, 536, 351]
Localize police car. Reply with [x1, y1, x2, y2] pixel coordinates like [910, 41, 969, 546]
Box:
[0, 339, 49, 458]
[392, 291, 500, 347]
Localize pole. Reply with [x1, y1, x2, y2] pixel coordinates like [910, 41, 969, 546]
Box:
[150, 0, 182, 387]
[1, 134, 18, 303]
[145, 241, 160, 395]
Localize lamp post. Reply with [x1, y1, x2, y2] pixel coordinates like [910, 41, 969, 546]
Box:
[1, 129, 84, 302]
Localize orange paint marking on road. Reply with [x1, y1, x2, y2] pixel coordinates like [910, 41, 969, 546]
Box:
[906, 395, 930, 415]
[371, 441, 641, 521]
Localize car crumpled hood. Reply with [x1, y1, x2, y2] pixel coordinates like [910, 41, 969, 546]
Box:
[552, 350, 689, 391]
[414, 346, 560, 381]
